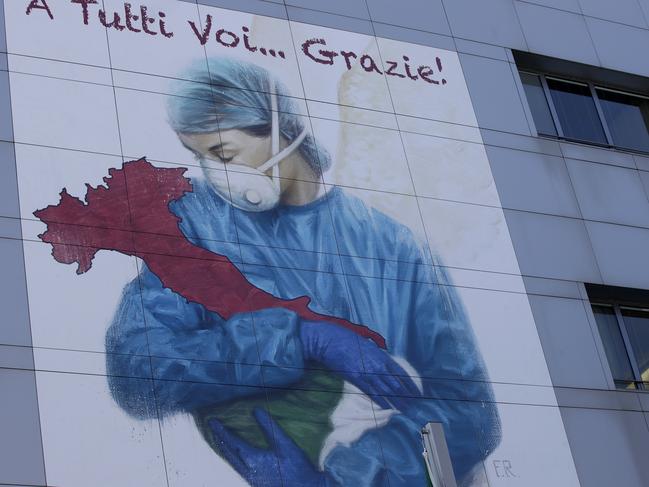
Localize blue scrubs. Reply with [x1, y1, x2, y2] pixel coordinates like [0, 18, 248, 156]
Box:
[106, 180, 500, 485]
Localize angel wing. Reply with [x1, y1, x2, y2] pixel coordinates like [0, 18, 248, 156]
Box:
[336, 39, 425, 234]
[337, 39, 508, 267]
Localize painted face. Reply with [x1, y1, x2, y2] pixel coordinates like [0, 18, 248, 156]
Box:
[178, 78, 310, 212]
[179, 124, 309, 212]
[179, 129, 273, 175]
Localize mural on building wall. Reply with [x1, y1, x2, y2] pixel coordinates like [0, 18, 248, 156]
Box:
[6, 1, 580, 486]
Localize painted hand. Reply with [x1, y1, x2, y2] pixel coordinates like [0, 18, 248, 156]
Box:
[209, 408, 333, 487]
[300, 321, 421, 411]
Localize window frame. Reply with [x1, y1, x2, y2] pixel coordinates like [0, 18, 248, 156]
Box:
[519, 70, 649, 155]
[592, 302, 649, 390]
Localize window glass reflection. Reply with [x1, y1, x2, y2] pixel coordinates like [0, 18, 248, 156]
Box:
[621, 308, 649, 385]
[520, 72, 557, 136]
[547, 78, 607, 144]
[592, 305, 635, 388]
[597, 89, 649, 153]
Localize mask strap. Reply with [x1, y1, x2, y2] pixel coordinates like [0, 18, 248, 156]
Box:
[258, 82, 308, 175]
[270, 82, 280, 188]
[258, 127, 308, 174]
[271, 82, 280, 156]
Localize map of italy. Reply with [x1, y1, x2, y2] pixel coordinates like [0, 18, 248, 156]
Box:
[34, 158, 386, 348]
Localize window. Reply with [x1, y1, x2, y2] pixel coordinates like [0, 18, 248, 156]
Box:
[592, 305, 642, 389]
[519, 70, 649, 154]
[519, 72, 556, 136]
[545, 78, 607, 144]
[587, 285, 649, 390]
[596, 88, 649, 153]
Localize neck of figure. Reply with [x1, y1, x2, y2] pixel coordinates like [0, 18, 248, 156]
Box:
[275, 143, 323, 207]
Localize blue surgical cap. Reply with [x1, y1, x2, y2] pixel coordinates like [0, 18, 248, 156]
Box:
[167, 57, 331, 175]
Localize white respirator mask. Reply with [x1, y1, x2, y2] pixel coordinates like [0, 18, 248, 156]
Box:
[199, 83, 308, 212]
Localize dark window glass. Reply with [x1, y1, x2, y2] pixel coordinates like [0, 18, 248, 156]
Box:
[597, 89, 649, 153]
[621, 308, 649, 384]
[547, 78, 607, 144]
[592, 305, 635, 388]
[520, 72, 557, 136]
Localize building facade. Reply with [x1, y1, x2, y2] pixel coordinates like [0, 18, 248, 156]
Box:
[2, 1, 649, 486]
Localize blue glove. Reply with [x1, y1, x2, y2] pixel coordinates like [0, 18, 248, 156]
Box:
[209, 408, 334, 487]
[300, 320, 421, 411]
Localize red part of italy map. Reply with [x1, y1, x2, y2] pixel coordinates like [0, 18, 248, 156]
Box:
[33, 158, 386, 348]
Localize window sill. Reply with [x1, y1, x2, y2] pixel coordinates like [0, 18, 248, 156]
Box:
[536, 133, 649, 159]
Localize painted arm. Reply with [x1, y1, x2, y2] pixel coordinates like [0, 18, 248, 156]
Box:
[324, 261, 501, 486]
[105, 265, 420, 420]
[407, 263, 501, 481]
[105, 265, 306, 418]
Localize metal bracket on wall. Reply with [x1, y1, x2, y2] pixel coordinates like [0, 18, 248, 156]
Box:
[421, 422, 458, 487]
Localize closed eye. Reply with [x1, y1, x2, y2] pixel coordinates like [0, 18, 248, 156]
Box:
[205, 150, 232, 164]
